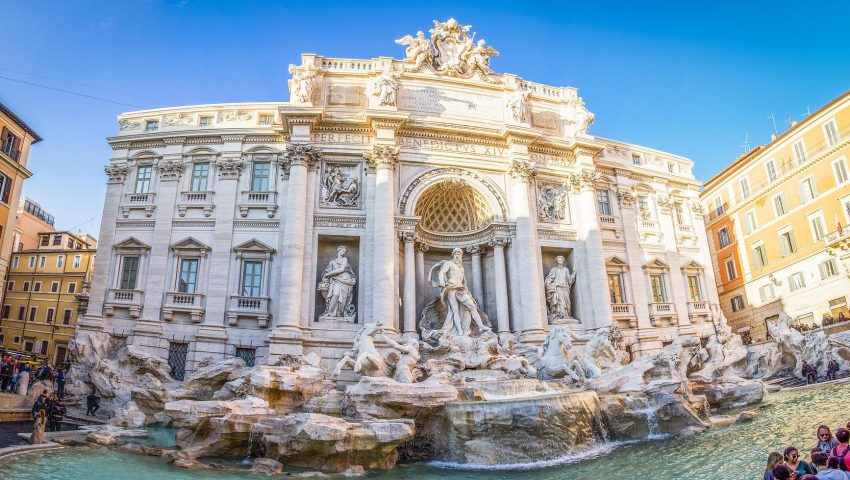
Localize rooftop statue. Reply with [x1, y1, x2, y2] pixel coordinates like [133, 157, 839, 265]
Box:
[396, 18, 500, 82]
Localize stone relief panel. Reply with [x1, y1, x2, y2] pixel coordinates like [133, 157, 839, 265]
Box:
[320, 161, 362, 208]
[537, 182, 569, 223]
[326, 85, 364, 107]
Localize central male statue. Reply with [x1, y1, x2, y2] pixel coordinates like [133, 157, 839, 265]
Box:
[429, 248, 491, 337]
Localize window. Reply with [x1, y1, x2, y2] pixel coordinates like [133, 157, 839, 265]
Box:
[56, 255, 65, 268]
[2, 128, 21, 160]
[744, 211, 758, 234]
[51, 282, 59, 293]
[1, 305, 9, 319]
[713, 197, 724, 216]
[834, 158, 849, 185]
[28, 256, 35, 268]
[789, 272, 806, 291]
[67, 238, 73, 248]
[73, 255, 82, 268]
[134, 165, 153, 193]
[649, 274, 666, 303]
[793, 140, 807, 165]
[24, 341, 33, 352]
[596, 190, 612, 216]
[22, 281, 29, 292]
[799, 177, 818, 203]
[250, 162, 270, 192]
[779, 230, 797, 256]
[5, 281, 12, 291]
[717, 227, 731, 248]
[63, 309, 72, 325]
[235, 348, 257, 367]
[241, 261, 263, 297]
[759, 284, 776, 302]
[258, 114, 274, 126]
[725, 258, 737, 280]
[809, 213, 826, 242]
[739, 178, 750, 199]
[28, 307, 37, 322]
[178, 258, 199, 293]
[190, 163, 210, 191]
[68, 283, 76, 293]
[752, 243, 768, 270]
[40, 235, 49, 247]
[765, 160, 778, 183]
[824, 120, 840, 146]
[145, 120, 159, 132]
[773, 194, 788, 217]
[199, 115, 213, 127]
[12, 336, 20, 344]
[46, 308, 54, 324]
[11, 257, 18, 268]
[731, 295, 745, 312]
[39, 341, 48, 355]
[17, 306, 24, 320]
[632, 154, 642, 165]
[0, 172, 11, 203]
[608, 273, 626, 304]
[687, 275, 702, 301]
[120, 256, 140, 290]
[168, 342, 189, 381]
[38, 256, 45, 268]
[33, 282, 41, 292]
[820, 259, 839, 280]
[53, 235, 62, 246]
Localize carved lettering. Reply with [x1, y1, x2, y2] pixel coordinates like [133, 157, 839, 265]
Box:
[398, 86, 503, 120]
[312, 133, 371, 145]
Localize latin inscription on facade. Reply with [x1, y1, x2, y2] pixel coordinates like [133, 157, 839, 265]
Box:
[312, 133, 371, 145]
[327, 85, 364, 106]
[399, 137, 505, 157]
[399, 86, 503, 120]
[529, 152, 575, 168]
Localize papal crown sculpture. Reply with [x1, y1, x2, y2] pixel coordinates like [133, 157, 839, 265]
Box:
[395, 18, 500, 81]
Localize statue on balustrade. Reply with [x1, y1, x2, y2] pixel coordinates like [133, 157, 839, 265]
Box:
[545, 255, 577, 323]
[318, 246, 356, 320]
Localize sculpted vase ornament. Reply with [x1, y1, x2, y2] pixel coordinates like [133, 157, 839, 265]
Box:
[318, 246, 357, 320]
[545, 255, 577, 322]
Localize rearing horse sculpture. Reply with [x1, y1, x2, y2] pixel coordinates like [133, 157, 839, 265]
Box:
[332, 322, 390, 378]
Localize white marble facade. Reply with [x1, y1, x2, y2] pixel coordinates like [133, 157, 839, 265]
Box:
[79, 19, 718, 374]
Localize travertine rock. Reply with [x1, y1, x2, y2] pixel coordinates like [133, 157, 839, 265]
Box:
[169, 357, 246, 401]
[86, 427, 150, 446]
[345, 374, 458, 419]
[690, 377, 765, 410]
[251, 458, 284, 475]
[598, 393, 651, 439]
[255, 413, 415, 472]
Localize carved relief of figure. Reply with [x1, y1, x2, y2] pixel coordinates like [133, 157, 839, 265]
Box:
[429, 248, 491, 337]
[545, 255, 577, 322]
[322, 166, 360, 206]
[394, 31, 432, 72]
[463, 39, 499, 77]
[506, 90, 530, 123]
[382, 334, 421, 383]
[318, 246, 356, 319]
[370, 65, 400, 106]
[289, 65, 316, 103]
[537, 183, 568, 221]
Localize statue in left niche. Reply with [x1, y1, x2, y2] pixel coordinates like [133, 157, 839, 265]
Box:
[289, 64, 316, 103]
[322, 165, 360, 206]
[545, 255, 577, 322]
[318, 246, 356, 320]
[370, 65, 400, 106]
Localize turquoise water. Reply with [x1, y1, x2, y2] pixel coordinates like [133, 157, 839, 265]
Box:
[3, 383, 849, 480]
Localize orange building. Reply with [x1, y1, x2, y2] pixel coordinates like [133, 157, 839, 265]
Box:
[13, 198, 56, 252]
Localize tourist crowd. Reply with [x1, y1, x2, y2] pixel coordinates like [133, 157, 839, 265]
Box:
[0, 354, 68, 397]
[765, 425, 850, 479]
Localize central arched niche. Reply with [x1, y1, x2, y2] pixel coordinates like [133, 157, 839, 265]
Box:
[414, 179, 493, 234]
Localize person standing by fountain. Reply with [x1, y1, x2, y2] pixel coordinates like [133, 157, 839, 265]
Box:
[54, 366, 66, 398]
[765, 451, 784, 480]
[29, 409, 46, 444]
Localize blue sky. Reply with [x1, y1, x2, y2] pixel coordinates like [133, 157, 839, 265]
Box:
[2, 1, 848, 236]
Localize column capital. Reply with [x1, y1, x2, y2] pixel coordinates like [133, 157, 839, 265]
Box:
[488, 236, 511, 248]
[399, 230, 417, 243]
[616, 188, 635, 207]
[364, 145, 400, 170]
[466, 245, 485, 255]
[104, 164, 129, 184]
[283, 143, 322, 168]
[156, 159, 186, 182]
[215, 157, 245, 180]
[416, 242, 430, 253]
[508, 159, 536, 180]
[567, 169, 602, 191]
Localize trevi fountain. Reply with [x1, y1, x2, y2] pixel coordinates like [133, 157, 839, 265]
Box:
[4, 17, 850, 480]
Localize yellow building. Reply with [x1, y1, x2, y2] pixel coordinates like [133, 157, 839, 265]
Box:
[0, 231, 96, 364]
[701, 90, 850, 343]
[0, 103, 41, 302]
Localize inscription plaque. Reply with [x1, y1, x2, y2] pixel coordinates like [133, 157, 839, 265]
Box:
[399, 86, 503, 120]
[327, 85, 364, 106]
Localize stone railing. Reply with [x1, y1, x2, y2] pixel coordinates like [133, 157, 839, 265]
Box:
[105, 288, 144, 318]
[599, 215, 618, 226]
[238, 191, 278, 218]
[178, 191, 215, 217]
[611, 303, 637, 329]
[640, 219, 659, 231]
[227, 295, 271, 327]
[518, 80, 564, 100]
[121, 192, 157, 218]
[687, 300, 710, 314]
[677, 224, 695, 235]
[163, 292, 205, 322]
[649, 302, 674, 316]
[319, 58, 377, 73]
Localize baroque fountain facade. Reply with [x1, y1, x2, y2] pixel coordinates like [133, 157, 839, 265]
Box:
[55, 18, 824, 474]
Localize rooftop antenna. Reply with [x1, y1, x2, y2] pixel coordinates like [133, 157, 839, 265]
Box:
[801, 106, 812, 118]
[785, 115, 797, 128]
[767, 111, 778, 136]
[740, 133, 751, 154]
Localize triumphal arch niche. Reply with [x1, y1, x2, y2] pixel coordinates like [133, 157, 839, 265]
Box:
[93, 17, 717, 373]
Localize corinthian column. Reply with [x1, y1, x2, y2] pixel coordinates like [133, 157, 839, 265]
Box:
[269, 143, 321, 357]
[364, 145, 400, 331]
[509, 159, 547, 342]
[467, 245, 485, 307]
[489, 236, 511, 338]
[401, 231, 417, 337]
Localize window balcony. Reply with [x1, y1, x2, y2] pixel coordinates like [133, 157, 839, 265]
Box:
[610, 303, 637, 329]
[639, 219, 659, 231]
[121, 192, 157, 218]
[104, 288, 144, 318]
[177, 191, 215, 217]
[238, 191, 278, 218]
[648, 302, 677, 327]
[687, 300, 710, 314]
[163, 292, 205, 323]
[226, 295, 271, 327]
[599, 214, 618, 226]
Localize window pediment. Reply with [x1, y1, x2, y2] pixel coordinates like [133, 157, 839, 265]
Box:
[233, 239, 276, 255]
[171, 237, 211, 255]
[114, 237, 151, 255]
[643, 258, 669, 271]
[681, 260, 704, 272]
[606, 256, 629, 267]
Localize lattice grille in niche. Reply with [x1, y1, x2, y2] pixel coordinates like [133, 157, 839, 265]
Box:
[415, 180, 492, 233]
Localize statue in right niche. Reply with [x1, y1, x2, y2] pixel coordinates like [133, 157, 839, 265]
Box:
[545, 254, 577, 323]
